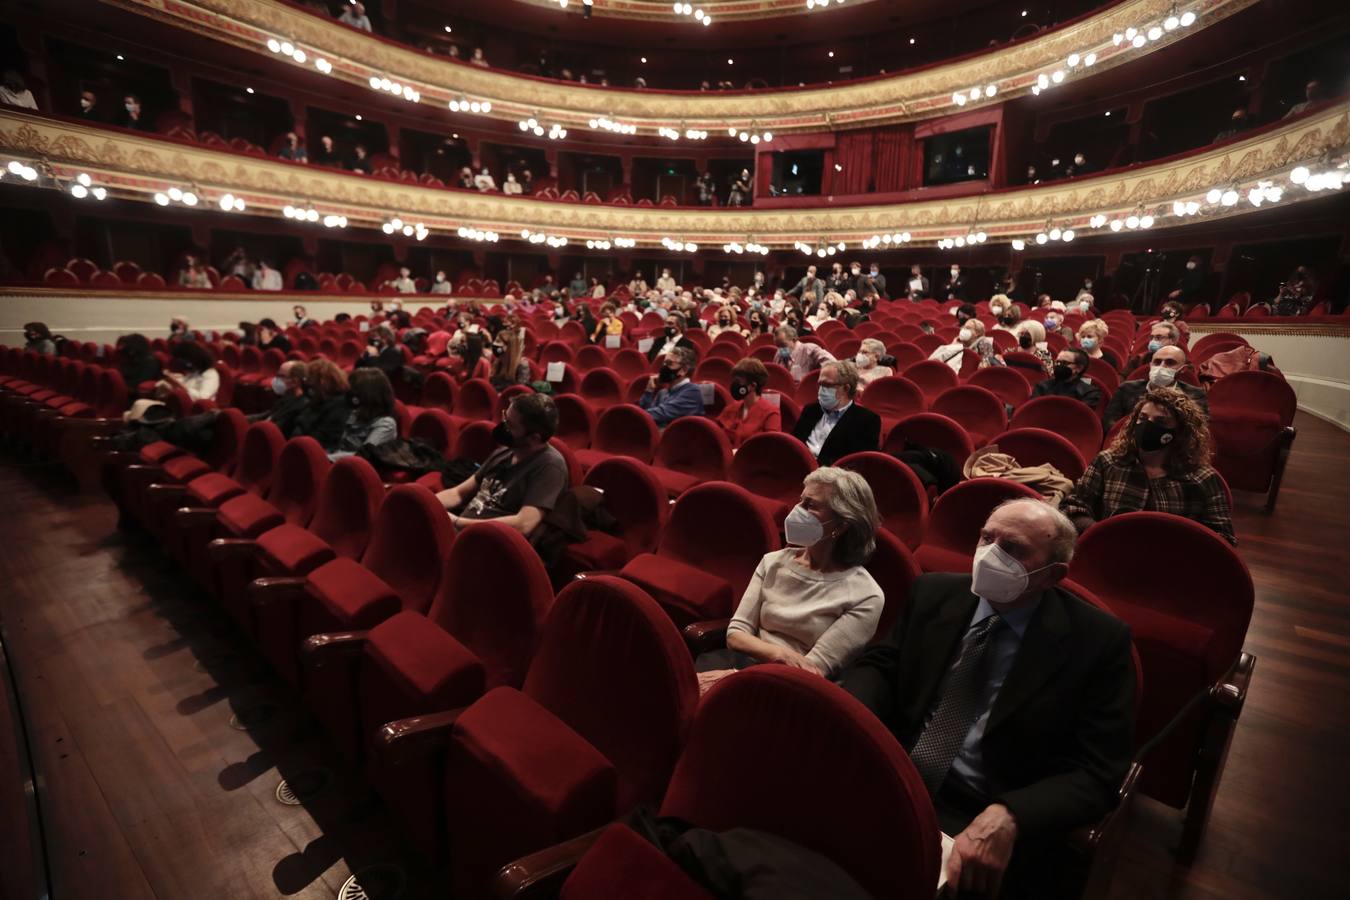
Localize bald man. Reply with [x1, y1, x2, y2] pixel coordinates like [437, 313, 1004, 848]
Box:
[1103, 345, 1208, 432]
[843, 499, 1134, 899]
[248, 360, 309, 434]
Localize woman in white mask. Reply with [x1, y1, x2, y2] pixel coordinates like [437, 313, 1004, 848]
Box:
[854, 338, 893, 392]
[694, 468, 884, 693]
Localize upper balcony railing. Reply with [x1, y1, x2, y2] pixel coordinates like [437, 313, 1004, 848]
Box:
[107, 0, 1257, 136]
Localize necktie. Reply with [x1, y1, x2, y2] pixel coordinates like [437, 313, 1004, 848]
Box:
[909, 614, 1004, 795]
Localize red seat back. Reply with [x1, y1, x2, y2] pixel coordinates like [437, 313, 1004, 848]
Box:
[653, 417, 732, 482]
[359, 484, 455, 614]
[967, 365, 1032, 408]
[1208, 370, 1296, 427]
[1010, 395, 1103, 464]
[930, 385, 1007, 444]
[990, 427, 1088, 481]
[864, 529, 923, 642]
[883, 412, 975, 464]
[609, 348, 648, 381]
[455, 378, 498, 421]
[836, 451, 930, 549]
[235, 421, 286, 496]
[578, 368, 625, 410]
[729, 432, 817, 503]
[915, 477, 1043, 572]
[592, 404, 660, 462]
[858, 375, 925, 421]
[573, 344, 610, 372]
[265, 437, 332, 526]
[583, 458, 670, 560]
[421, 372, 458, 412]
[657, 482, 780, 598]
[306, 456, 385, 561]
[900, 359, 960, 402]
[409, 409, 460, 457]
[661, 667, 939, 900]
[553, 394, 597, 449]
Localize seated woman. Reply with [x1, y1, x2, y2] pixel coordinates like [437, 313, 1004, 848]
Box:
[853, 338, 893, 391]
[330, 368, 397, 459]
[973, 335, 1005, 369]
[1075, 318, 1116, 368]
[291, 358, 351, 451]
[155, 341, 219, 402]
[717, 358, 782, 448]
[116, 333, 161, 389]
[745, 307, 771, 340]
[707, 307, 745, 339]
[453, 333, 492, 384]
[696, 468, 884, 691]
[489, 328, 532, 390]
[23, 322, 57, 355]
[591, 302, 624, 345]
[1060, 387, 1235, 544]
[1012, 320, 1055, 374]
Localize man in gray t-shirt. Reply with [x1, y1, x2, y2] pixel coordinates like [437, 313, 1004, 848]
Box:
[436, 394, 566, 537]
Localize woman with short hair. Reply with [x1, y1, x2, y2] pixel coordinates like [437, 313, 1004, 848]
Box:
[854, 338, 893, 391]
[717, 358, 782, 448]
[696, 468, 884, 690]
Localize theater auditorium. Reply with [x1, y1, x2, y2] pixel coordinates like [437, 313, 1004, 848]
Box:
[0, 0, 1347, 898]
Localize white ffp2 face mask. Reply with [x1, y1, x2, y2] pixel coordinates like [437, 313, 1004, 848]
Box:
[971, 542, 1052, 604]
[784, 504, 826, 547]
[1148, 365, 1178, 387]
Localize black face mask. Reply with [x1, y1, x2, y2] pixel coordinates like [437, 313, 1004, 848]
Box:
[1138, 419, 1177, 453]
[658, 366, 679, 384]
[492, 422, 525, 448]
[492, 345, 505, 357]
[665, 327, 678, 339]
[1019, 332, 1033, 350]
[1053, 363, 1074, 382]
[730, 380, 750, 400]
[1000, 315, 1017, 327]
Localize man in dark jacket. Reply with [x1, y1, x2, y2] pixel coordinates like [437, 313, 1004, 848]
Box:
[791, 360, 880, 466]
[1103, 346, 1208, 432]
[843, 499, 1134, 899]
[1031, 348, 1102, 410]
[785, 265, 826, 303]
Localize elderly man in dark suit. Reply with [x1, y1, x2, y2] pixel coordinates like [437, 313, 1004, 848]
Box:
[791, 359, 881, 466]
[843, 498, 1134, 899]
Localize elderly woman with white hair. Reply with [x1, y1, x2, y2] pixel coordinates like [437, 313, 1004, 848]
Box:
[696, 467, 884, 691]
[854, 337, 894, 392]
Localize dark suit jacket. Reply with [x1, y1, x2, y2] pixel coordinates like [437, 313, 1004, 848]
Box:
[791, 402, 881, 466]
[646, 335, 696, 363]
[1103, 378, 1209, 432]
[842, 574, 1135, 837]
[1031, 376, 1103, 411]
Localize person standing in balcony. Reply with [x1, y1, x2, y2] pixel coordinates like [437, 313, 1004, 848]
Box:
[470, 47, 489, 68]
[728, 169, 752, 207]
[312, 134, 340, 167]
[118, 93, 149, 130]
[474, 167, 496, 191]
[337, 2, 372, 32]
[695, 171, 716, 206]
[1, 70, 37, 110]
[252, 261, 283, 292]
[347, 144, 372, 174]
[502, 172, 522, 195]
[277, 132, 307, 164]
[78, 88, 102, 121]
[942, 263, 967, 300]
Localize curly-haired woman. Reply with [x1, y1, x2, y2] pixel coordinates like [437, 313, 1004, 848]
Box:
[1060, 386, 1235, 544]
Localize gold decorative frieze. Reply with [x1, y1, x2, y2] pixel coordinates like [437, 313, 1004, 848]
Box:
[103, 0, 1258, 132]
[1, 102, 1346, 247]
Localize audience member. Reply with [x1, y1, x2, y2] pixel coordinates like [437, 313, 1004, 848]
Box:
[655, 267, 677, 292]
[929, 318, 985, 372]
[695, 171, 716, 205]
[1, 70, 37, 109]
[474, 167, 496, 191]
[775, 325, 835, 382]
[591, 303, 623, 344]
[436, 393, 567, 537]
[256, 318, 291, 353]
[155, 341, 218, 402]
[356, 325, 405, 374]
[118, 93, 149, 130]
[727, 169, 752, 206]
[1166, 255, 1206, 308]
[347, 144, 372, 174]
[457, 167, 475, 189]
[331, 368, 397, 459]
[697, 468, 883, 690]
[707, 306, 744, 339]
[252, 260, 283, 291]
[1075, 319, 1112, 366]
[1062, 388, 1234, 544]
[786, 265, 826, 302]
[23, 322, 57, 355]
[222, 247, 255, 283]
[1270, 266, 1317, 316]
[454, 333, 491, 384]
[905, 264, 929, 300]
[1284, 78, 1324, 119]
[256, 360, 309, 434]
[639, 346, 704, 427]
[1214, 107, 1250, 142]
[647, 313, 696, 363]
[854, 338, 894, 391]
[430, 270, 453, 294]
[941, 263, 967, 300]
[502, 172, 522, 195]
[843, 498, 1135, 898]
[1103, 346, 1208, 432]
[745, 308, 770, 340]
[78, 88, 101, 121]
[489, 329, 532, 389]
[388, 266, 417, 293]
[1127, 320, 1180, 370]
[116, 333, 161, 386]
[718, 358, 782, 448]
[291, 358, 351, 450]
[974, 336, 1006, 370]
[178, 256, 210, 288]
[312, 134, 340, 166]
[337, 1, 373, 32]
[792, 360, 880, 466]
[470, 47, 489, 68]
[1031, 347, 1102, 409]
[168, 317, 194, 343]
[277, 132, 308, 163]
[1012, 320, 1055, 375]
[292, 305, 315, 328]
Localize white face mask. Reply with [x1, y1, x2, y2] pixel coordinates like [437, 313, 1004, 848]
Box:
[951, 268, 960, 276]
[972, 542, 1052, 605]
[1186, 261, 1197, 270]
[854, 352, 872, 369]
[1148, 365, 1178, 387]
[958, 328, 973, 343]
[784, 504, 826, 547]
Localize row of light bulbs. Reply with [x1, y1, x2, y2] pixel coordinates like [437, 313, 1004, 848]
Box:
[457, 227, 500, 242]
[658, 127, 710, 141]
[861, 232, 913, 249]
[937, 231, 989, 250]
[723, 241, 771, 255]
[448, 97, 493, 114]
[794, 240, 847, 258]
[518, 117, 568, 140]
[522, 229, 569, 247]
[805, 0, 848, 7]
[368, 75, 421, 104]
[585, 237, 637, 249]
[154, 186, 198, 207]
[381, 216, 430, 240]
[662, 237, 700, 253]
[68, 173, 109, 201]
[590, 117, 639, 135]
[672, 3, 713, 26]
[729, 127, 773, 144]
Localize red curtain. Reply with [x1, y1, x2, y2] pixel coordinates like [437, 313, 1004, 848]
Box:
[872, 127, 912, 192]
[833, 131, 875, 195]
[831, 126, 912, 195]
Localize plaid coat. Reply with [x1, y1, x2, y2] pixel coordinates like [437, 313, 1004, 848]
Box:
[1060, 452, 1236, 545]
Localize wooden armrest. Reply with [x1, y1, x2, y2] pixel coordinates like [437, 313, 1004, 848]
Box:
[146, 483, 189, 500]
[682, 618, 731, 656]
[1069, 761, 1142, 900]
[1070, 761, 1142, 853]
[175, 507, 220, 527]
[1213, 651, 1255, 715]
[492, 825, 610, 899]
[249, 576, 308, 607]
[206, 537, 256, 561]
[374, 709, 467, 767]
[302, 630, 371, 669]
[572, 570, 621, 582]
[124, 464, 165, 478]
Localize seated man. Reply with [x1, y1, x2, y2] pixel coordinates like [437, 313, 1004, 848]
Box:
[1125, 320, 1181, 371]
[435, 393, 567, 537]
[1062, 387, 1235, 545]
[1031, 347, 1102, 409]
[843, 498, 1135, 899]
[639, 347, 704, 427]
[774, 324, 836, 382]
[791, 360, 881, 466]
[253, 360, 308, 433]
[929, 318, 985, 372]
[1103, 345, 1208, 432]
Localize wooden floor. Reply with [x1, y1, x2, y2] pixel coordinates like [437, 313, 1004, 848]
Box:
[0, 414, 1347, 900]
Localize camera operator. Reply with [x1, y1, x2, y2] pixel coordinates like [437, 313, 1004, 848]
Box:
[1270, 267, 1317, 317]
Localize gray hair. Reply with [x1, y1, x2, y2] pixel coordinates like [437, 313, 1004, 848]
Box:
[667, 345, 697, 372]
[775, 324, 798, 343]
[823, 358, 860, 397]
[1152, 321, 1181, 343]
[806, 467, 879, 568]
[995, 497, 1077, 565]
[860, 338, 886, 358]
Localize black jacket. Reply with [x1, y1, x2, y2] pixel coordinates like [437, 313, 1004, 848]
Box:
[646, 335, 696, 363]
[1031, 376, 1102, 411]
[1102, 379, 1209, 432]
[842, 573, 1135, 838]
[290, 394, 351, 452]
[941, 275, 967, 300]
[791, 402, 881, 466]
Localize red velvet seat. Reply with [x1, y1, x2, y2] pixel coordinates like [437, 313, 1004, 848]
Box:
[967, 365, 1032, 408]
[900, 359, 960, 404]
[648, 417, 732, 498]
[409, 408, 460, 458]
[883, 412, 975, 466]
[557, 667, 939, 900]
[1070, 512, 1254, 857]
[864, 529, 924, 642]
[441, 576, 698, 897]
[574, 404, 660, 471]
[134, 409, 248, 537]
[836, 451, 930, 549]
[573, 344, 610, 372]
[451, 378, 498, 428]
[421, 371, 458, 412]
[1010, 395, 1104, 466]
[1206, 371, 1297, 509]
[609, 348, 648, 381]
[930, 385, 1007, 447]
[553, 394, 597, 450]
[578, 367, 625, 410]
[558, 457, 669, 583]
[619, 481, 780, 627]
[728, 431, 817, 525]
[912, 477, 1043, 573]
[990, 427, 1088, 481]
[857, 375, 925, 436]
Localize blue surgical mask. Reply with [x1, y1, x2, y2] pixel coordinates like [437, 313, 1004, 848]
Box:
[818, 385, 840, 412]
[1045, 316, 1060, 330]
[1147, 339, 1162, 353]
[1080, 337, 1098, 351]
[271, 376, 288, 396]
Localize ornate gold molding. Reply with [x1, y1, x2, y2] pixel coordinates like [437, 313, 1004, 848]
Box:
[513, 0, 882, 22]
[1, 102, 1346, 246]
[104, 0, 1258, 132]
